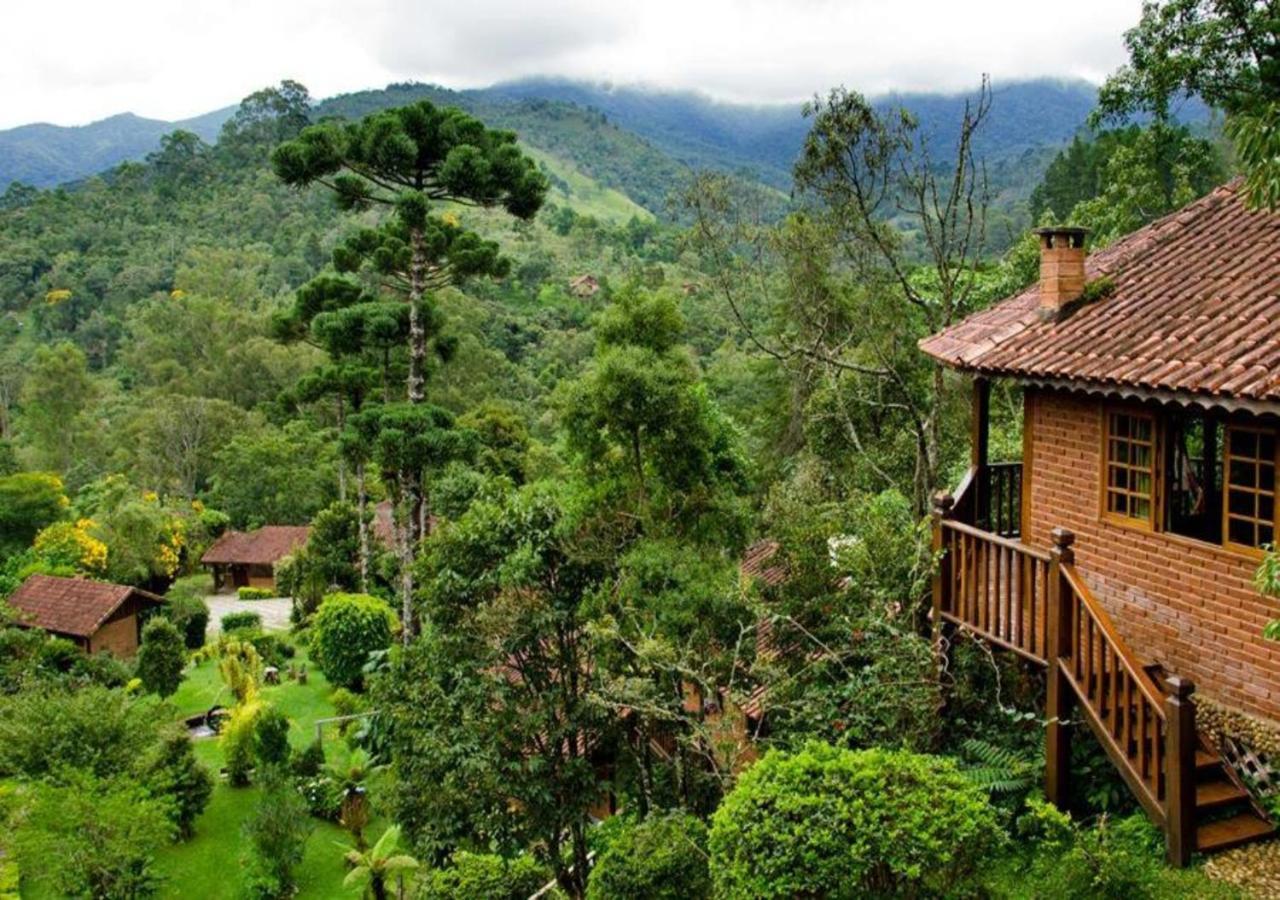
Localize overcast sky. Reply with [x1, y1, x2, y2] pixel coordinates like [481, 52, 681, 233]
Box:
[1, 0, 1142, 130]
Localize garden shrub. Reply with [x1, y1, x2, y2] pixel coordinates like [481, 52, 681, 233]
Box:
[587, 811, 710, 900]
[221, 610, 262, 633]
[254, 705, 292, 769]
[298, 774, 343, 820]
[243, 631, 294, 668]
[290, 738, 326, 778]
[241, 768, 313, 899]
[164, 592, 210, 649]
[310, 592, 397, 690]
[217, 637, 263, 703]
[137, 615, 187, 698]
[329, 686, 364, 734]
[417, 851, 548, 900]
[139, 726, 214, 839]
[238, 586, 275, 600]
[708, 743, 1005, 899]
[13, 773, 171, 900]
[223, 698, 263, 787]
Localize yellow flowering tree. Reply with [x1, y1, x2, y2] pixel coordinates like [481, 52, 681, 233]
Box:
[32, 519, 108, 575]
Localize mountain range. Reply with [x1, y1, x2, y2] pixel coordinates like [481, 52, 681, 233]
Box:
[0, 77, 1210, 223]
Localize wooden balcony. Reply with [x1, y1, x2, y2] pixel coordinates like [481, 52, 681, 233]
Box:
[933, 463, 1274, 864]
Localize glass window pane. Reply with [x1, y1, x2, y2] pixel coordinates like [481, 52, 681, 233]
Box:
[1261, 493, 1275, 523]
[1110, 467, 1128, 489]
[1260, 433, 1276, 460]
[1263, 464, 1276, 493]
[1260, 522, 1275, 546]
[1134, 418, 1153, 441]
[1110, 440, 1128, 465]
[1231, 459, 1256, 488]
[1133, 472, 1152, 495]
[1133, 499, 1151, 521]
[1229, 489, 1255, 517]
[1112, 415, 1130, 438]
[1108, 493, 1126, 515]
[1229, 517, 1255, 546]
[1234, 430, 1259, 459]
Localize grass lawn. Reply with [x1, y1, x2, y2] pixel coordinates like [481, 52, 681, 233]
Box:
[153, 646, 373, 900]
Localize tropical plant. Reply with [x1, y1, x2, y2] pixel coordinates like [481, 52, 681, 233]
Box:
[586, 811, 710, 900]
[340, 825, 419, 900]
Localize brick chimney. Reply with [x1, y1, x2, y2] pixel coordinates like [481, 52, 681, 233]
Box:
[1035, 226, 1088, 318]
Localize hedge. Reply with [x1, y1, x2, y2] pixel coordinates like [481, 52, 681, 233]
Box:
[237, 586, 275, 600]
[220, 611, 262, 633]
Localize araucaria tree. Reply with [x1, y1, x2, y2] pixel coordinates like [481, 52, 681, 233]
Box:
[272, 101, 547, 635]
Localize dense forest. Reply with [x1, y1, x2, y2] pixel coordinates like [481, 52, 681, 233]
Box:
[0, 1, 1276, 897]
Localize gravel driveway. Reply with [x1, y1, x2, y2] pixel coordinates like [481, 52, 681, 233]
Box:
[204, 594, 294, 636]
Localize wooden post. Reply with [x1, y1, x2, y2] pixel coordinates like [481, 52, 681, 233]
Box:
[972, 377, 991, 528]
[932, 492, 956, 719]
[1044, 527, 1075, 809]
[1164, 675, 1197, 867]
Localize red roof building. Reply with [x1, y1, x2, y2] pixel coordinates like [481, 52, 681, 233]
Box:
[201, 525, 310, 594]
[6, 574, 164, 656]
[921, 180, 1279, 861]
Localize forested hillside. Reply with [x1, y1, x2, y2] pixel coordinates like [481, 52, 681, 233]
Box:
[0, 0, 1265, 889]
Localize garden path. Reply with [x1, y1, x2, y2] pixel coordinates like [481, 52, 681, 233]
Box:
[204, 594, 293, 635]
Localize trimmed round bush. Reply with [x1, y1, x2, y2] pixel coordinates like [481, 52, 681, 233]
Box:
[418, 851, 547, 900]
[587, 811, 710, 900]
[309, 593, 397, 690]
[164, 593, 210, 650]
[709, 743, 1005, 899]
[237, 586, 274, 601]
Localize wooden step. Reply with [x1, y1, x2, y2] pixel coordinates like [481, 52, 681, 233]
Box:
[1197, 811, 1276, 853]
[1195, 778, 1250, 810]
[1195, 748, 1220, 772]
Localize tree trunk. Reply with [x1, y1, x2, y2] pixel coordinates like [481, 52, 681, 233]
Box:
[357, 461, 370, 593]
[336, 394, 347, 503]
[407, 228, 427, 405]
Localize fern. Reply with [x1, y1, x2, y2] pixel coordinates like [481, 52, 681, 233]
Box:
[960, 738, 1041, 796]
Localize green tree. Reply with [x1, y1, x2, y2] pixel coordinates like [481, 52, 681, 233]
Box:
[207, 422, 337, 528]
[273, 100, 547, 619]
[14, 773, 172, 900]
[138, 727, 214, 839]
[417, 851, 547, 900]
[0, 471, 66, 557]
[309, 592, 397, 690]
[136, 616, 186, 698]
[1096, 0, 1280, 209]
[241, 768, 313, 899]
[708, 743, 1005, 899]
[17, 342, 100, 478]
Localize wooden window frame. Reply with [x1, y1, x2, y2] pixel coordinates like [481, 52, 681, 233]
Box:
[1222, 423, 1279, 558]
[1101, 406, 1161, 531]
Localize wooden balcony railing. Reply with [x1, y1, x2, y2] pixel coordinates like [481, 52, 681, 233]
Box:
[933, 486, 1202, 866]
[980, 461, 1023, 538]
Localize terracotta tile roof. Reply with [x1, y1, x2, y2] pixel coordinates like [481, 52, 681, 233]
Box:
[200, 525, 310, 566]
[920, 181, 1280, 401]
[741, 539, 787, 587]
[6, 574, 162, 638]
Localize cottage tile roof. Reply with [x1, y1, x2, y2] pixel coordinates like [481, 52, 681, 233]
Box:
[6, 574, 162, 638]
[919, 181, 1280, 402]
[740, 539, 787, 587]
[200, 525, 310, 566]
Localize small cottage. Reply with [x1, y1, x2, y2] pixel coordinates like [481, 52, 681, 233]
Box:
[568, 274, 600, 298]
[6, 573, 164, 656]
[201, 525, 310, 593]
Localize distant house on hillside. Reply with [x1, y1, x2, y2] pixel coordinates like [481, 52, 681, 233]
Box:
[6, 573, 163, 656]
[569, 274, 599, 298]
[201, 525, 310, 594]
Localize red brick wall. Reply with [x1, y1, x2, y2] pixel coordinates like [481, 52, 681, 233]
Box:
[1024, 388, 1280, 724]
[88, 602, 140, 657]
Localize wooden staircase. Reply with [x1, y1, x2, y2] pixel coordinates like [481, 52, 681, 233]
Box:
[932, 491, 1274, 865]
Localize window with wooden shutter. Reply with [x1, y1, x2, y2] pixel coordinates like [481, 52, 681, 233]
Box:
[1104, 410, 1157, 527]
[1224, 425, 1277, 553]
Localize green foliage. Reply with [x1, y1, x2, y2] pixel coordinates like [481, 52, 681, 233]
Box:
[586, 811, 711, 900]
[417, 851, 548, 900]
[708, 743, 1005, 899]
[222, 698, 262, 788]
[0, 471, 66, 557]
[237, 586, 274, 600]
[341, 825, 420, 900]
[1255, 547, 1280, 641]
[208, 422, 337, 529]
[240, 768, 313, 899]
[309, 592, 397, 690]
[0, 625, 130, 692]
[290, 738, 326, 779]
[960, 737, 1043, 801]
[164, 590, 210, 649]
[138, 727, 214, 839]
[253, 705, 292, 769]
[137, 615, 187, 698]
[221, 610, 263, 632]
[13, 773, 172, 900]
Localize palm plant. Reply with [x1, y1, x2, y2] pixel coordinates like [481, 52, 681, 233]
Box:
[341, 825, 418, 900]
[328, 749, 382, 849]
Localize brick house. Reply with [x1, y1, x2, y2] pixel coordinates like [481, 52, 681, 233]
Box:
[201, 525, 310, 593]
[921, 181, 1279, 862]
[6, 573, 164, 656]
